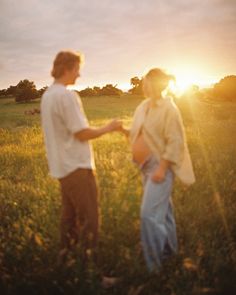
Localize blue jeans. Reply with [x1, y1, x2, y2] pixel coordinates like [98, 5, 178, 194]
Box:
[139, 156, 178, 272]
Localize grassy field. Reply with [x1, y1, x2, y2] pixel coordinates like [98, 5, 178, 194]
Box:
[0, 95, 236, 295]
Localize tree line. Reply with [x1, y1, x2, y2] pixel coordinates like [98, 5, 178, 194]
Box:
[0, 75, 236, 103]
[0, 77, 143, 103]
[0, 80, 48, 103]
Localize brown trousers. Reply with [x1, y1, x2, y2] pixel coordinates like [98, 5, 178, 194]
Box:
[59, 168, 98, 260]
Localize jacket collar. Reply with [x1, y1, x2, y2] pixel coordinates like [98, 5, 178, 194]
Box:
[145, 96, 170, 108]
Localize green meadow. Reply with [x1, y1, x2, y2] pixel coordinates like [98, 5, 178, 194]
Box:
[0, 95, 236, 295]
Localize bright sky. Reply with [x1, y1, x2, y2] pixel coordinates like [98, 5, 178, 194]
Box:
[0, 0, 235, 91]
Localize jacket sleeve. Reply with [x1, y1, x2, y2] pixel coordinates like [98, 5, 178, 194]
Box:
[162, 106, 185, 165]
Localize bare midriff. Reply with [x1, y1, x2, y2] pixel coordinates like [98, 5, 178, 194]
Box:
[132, 131, 152, 165]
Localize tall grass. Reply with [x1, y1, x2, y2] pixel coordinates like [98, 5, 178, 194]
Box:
[0, 96, 236, 294]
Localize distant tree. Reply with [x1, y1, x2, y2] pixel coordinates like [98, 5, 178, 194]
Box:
[100, 84, 122, 96]
[5, 85, 17, 97]
[37, 86, 48, 97]
[130, 77, 141, 88]
[0, 89, 7, 98]
[213, 75, 236, 101]
[15, 79, 37, 103]
[79, 87, 97, 97]
[129, 76, 143, 95]
[79, 85, 123, 97]
[93, 86, 102, 96]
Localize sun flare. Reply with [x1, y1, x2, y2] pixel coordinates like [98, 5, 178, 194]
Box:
[167, 66, 216, 96]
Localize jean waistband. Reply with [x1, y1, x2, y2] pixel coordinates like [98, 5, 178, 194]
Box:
[137, 155, 158, 171]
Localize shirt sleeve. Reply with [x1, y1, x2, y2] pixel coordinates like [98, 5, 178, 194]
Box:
[57, 90, 89, 134]
[162, 106, 185, 165]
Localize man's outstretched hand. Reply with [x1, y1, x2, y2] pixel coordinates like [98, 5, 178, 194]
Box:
[106, 119, 123, 132]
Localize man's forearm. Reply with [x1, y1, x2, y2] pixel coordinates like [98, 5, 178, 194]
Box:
[74, 126, 110, 141]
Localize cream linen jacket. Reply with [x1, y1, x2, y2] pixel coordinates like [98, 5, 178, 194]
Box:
[130, 97, 195, 186]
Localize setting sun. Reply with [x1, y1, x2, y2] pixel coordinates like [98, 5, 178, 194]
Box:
[167, 66, 218, 96]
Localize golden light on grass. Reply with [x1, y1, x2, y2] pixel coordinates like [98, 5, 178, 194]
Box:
[185, 95, 231, 240]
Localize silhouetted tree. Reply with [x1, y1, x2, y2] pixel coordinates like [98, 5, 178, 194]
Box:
[130, 77, 140, 88]
[0, 89, 7, 98]
[15, 79, 37, 103]
[213, 75, 236, 101]
[37, 86, 48, 97]
[79, 87, 97, 97]
[5, 85, 17, 97]
[129, 76, 143, 95]
[80, 85, 123, 97]
[100, 84, 122, 96]
[93, 86, 102, 96]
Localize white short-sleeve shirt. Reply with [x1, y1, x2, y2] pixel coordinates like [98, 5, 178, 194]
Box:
[41, 83, 95, 178]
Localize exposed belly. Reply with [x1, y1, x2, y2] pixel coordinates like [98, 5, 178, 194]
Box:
[132, 132, 152, 165]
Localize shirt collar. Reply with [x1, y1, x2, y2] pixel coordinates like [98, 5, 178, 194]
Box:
[155, 97, 165, 107]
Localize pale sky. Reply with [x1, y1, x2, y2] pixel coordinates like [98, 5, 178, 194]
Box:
[0, 0, 236, 90]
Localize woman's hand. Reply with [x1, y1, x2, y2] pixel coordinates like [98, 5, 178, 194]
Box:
[151, 166, 166, 182]
[151, 158, 171, 183]
[119, 126, 130, 137]
[106, 119, 123, 132]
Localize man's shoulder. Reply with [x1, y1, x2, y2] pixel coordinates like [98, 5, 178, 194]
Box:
[70, 89, 81, 100]
[52, 85, 79, 102]
[50, 84, 75, 95]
